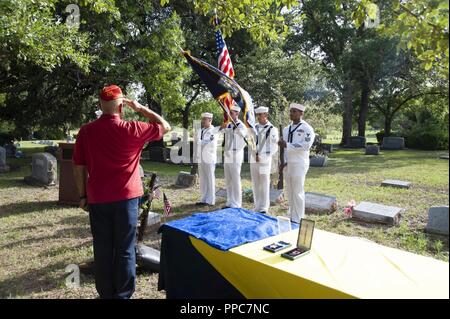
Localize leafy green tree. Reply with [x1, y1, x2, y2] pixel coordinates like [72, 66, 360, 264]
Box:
[285, 0, 360, 145]
[349, 34, 401, 137]
[370, 62, 448, 136]
[163, 0, 297, 44]
[1, 1, 189, 138]
[351, 0, 449, 77]
[0, 0, 119, 72]
[236, 46, 332, 127]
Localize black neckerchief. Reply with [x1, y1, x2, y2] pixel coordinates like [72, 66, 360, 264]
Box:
[201, 127, 210, 140]
[256, 123, 273, 155]
[288, 122, 302, 143]
[229, 122, 241, 130]
[227, 121, 241, 150]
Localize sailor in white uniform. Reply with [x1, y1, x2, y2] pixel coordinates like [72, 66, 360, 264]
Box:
[250, 106, 279, 213]
[278, 103, 315, 223]
[220, 104, 248, 208]
[195, 112, 218, 206]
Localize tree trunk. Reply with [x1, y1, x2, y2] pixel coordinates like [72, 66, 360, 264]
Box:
[145, 91, 164, 148]
[340, 81, 354, 146]
[182, 109, 190, 130]
[384, 115, 392, 137]
[358, 80, 370, 137]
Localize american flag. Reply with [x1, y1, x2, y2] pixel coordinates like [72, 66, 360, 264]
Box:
[163, 192, 172, 216]
[151, 187, 161, 200]
[215, 29, 234, 78]
[214, 18, 235, 121]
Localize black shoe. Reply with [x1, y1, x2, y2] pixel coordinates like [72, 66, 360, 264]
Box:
[221, 206, 230, 209]
[260, 211, 267, 214]
[195, 202, 207, 206]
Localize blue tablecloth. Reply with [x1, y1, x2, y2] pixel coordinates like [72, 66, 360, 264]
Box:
[161, 208, 298, 251]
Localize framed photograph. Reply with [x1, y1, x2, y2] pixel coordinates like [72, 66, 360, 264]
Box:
[281, 218, 315, 260]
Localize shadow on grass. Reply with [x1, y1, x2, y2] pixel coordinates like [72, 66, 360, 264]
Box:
[0, 226, 92, 250]
[0, 178, 29, 190]
[37, 239, 93, 258]
[0, 200, 61, 219]
[0, 174, 57, 190]
[0, 261, 68, 298]
[59, 214, 90, 226]
[0, 255, 96, 298]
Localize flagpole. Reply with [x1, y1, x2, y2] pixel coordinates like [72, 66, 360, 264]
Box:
[214, 8, 218, 26]
[216, 99, 250, 146]
[277, 110, 285, 190]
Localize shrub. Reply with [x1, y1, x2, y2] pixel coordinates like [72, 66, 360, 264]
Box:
[0, 132, 14, 146]
[403, 122, 449, 150]
[34, 127, 66, 140]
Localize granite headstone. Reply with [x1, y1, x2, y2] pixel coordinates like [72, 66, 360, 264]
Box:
[426, 206, 449, 236]
[305, 192, 338, 214]
[353, 201, 402, 225]
[381, 137, 405, 150]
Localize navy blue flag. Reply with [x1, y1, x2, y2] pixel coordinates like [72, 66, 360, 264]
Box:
[182, 50, 256, 130]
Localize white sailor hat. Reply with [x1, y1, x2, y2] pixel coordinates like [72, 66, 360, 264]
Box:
[289, 103, 306, 112]
[255, 106, 269, 114]
[201, 112, 213, 118]
[95, 109, 103, 118]
[231, 105, 241, 112]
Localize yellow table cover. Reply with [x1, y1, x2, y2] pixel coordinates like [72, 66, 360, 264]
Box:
[190, 229, 449, 299]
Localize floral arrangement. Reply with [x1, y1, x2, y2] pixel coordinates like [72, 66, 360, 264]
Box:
[343, 200, 356, 218]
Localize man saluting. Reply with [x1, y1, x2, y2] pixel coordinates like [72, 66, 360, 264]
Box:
[72, 85, 171, 299]
[278, 103, 315, 223]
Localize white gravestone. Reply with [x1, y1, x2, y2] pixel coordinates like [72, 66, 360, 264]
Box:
[381, 137, 405, 150]
[310, 155, 328, 167]
[146, 211, 161, 226]
[175, 171, 197, 188]
[26, 153, 57, 185]
[365, 145, 380, 155]
[426, 206, 449, 236]
[353, 201, 402, 225]
[347, 136, 366, 148]
[381, 179, 411, 189]
[305, 192, 338, 214]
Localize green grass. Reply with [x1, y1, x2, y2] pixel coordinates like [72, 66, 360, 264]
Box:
[322, 129, 379, 144]
[0, 141, 448, 298]
[302, 148, 449, 260]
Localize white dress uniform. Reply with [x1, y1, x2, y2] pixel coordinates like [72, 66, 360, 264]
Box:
[221, 116, 248, 208]
[195, 113, 219, 205]
[250, 108, 279, 213]
[282, 103, 315, 223]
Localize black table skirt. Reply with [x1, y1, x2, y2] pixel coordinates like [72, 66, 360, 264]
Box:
[158, 225, 244, 299]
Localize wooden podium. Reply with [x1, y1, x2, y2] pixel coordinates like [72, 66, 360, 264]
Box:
[58, 143, 79, 206]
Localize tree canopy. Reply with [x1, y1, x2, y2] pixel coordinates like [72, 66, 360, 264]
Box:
[0, 0, 448, 149]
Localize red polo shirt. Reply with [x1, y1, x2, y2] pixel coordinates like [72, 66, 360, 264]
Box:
[72, 114, 163, 204]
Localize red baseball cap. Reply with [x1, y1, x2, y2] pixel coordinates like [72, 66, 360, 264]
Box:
[99, 85, 123, 101]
